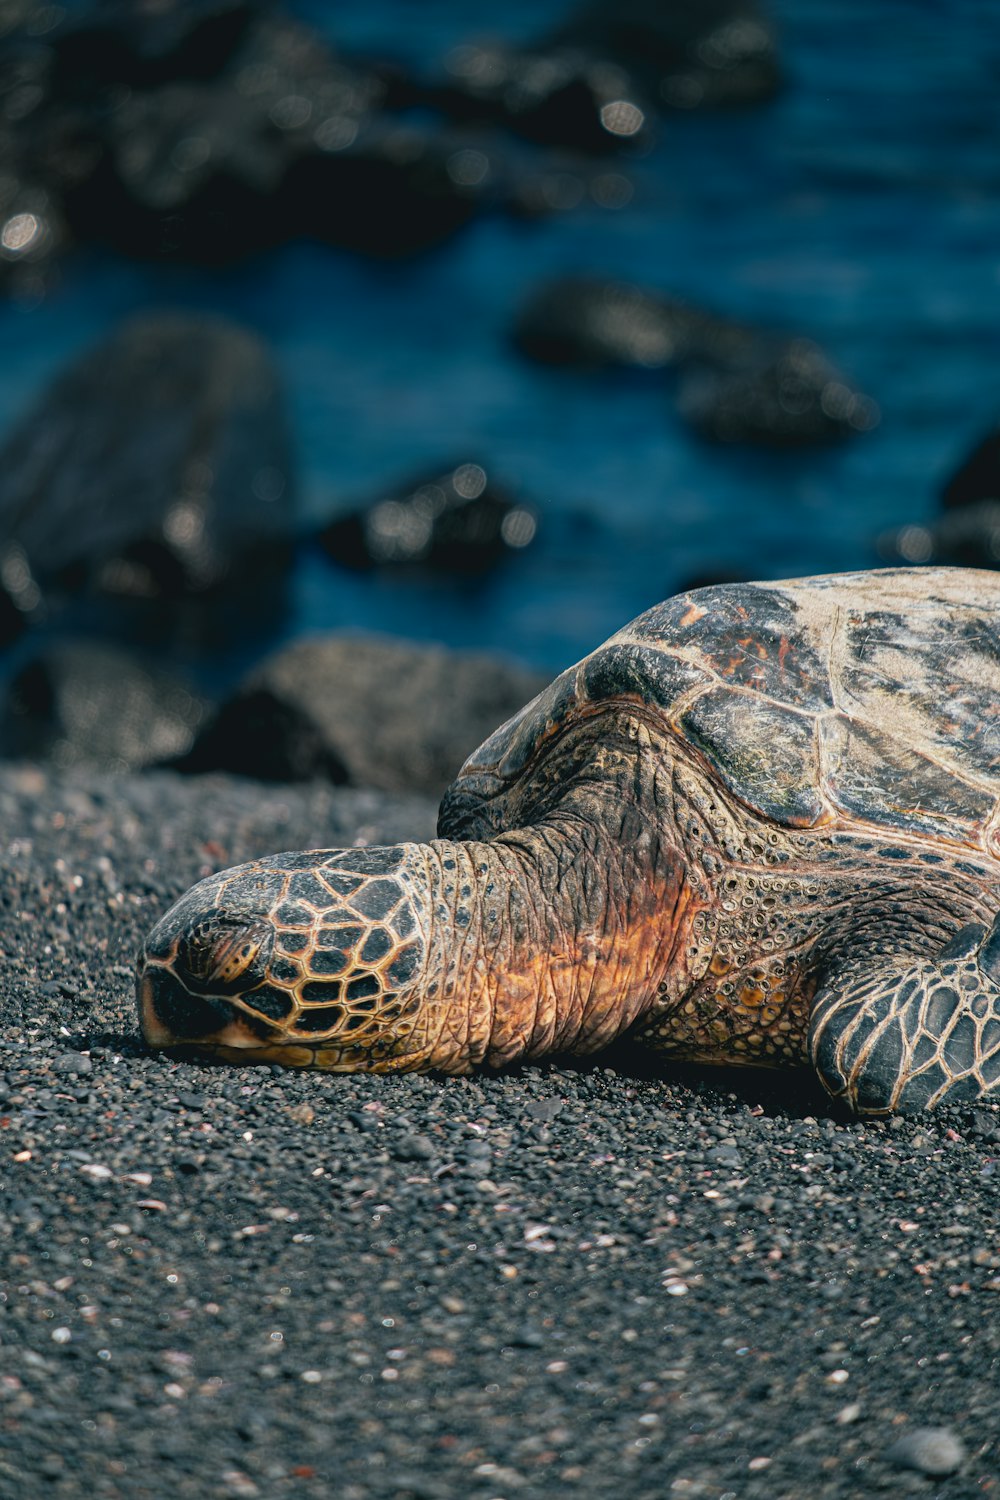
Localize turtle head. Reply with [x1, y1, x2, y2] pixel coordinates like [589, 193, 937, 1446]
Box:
[137, 847, 433, 1071]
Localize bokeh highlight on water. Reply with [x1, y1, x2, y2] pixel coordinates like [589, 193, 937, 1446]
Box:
[0, 0, 997, 675]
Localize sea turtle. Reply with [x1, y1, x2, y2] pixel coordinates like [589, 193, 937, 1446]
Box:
[138, 567, 1000, 1114]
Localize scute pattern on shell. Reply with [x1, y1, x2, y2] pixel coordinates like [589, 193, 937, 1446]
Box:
[441, 568, 1000, 855]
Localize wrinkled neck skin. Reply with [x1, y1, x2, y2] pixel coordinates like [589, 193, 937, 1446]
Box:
[413, 721, 695, 1072]
[139, 714, 699, 1075]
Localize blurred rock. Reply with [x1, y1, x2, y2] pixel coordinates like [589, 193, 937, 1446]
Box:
[878, 500, 1000, 571]
[548, 0, 782, 110]
[67, 78, 287, 261]
[883, 1427, 966, 1477]
[432, 42, 652, 154]
[678, 341, 879, 446]
[515, 278, 876, 449]
[940, 424, 1000, 510]
[48, 0, 257, 96]
[514, 277, 755, 370]
[0, 542, 42, 645]
[287, 122, 497, 258]
[175, 686, 348, 784]
[0, 43, 74, 302]
[45, 6, 487, 264]
[0, 313, 295, 617]
[505, 162, 634, 220]
[319, 462, 538, 573]
[179, 636, 547, 796]
[1, 642, 209, 772]
[0, 171, 68, 301]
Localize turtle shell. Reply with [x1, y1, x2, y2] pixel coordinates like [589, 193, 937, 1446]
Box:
[439, 568, 1000, 854]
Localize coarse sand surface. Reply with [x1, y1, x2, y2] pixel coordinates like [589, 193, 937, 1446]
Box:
[1, 764, 998, 1499]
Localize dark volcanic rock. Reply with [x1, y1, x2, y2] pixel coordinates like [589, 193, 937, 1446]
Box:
[49, 0, 256, 96]
[941, 423, 1000, 510]
[70, 79, 288, 262]
[513, 276, 757, 371]
[0, 313, 294, 621]
[287, 121, 497, 258]
[180, 635, 547, 795]
[878, 499, 1000, 571]
[548, 0, 783, 110]
[878, 423, 1000, 571]
[515, 278, 877, 449]
[432, 41, 652, 154]
[428, 0, 779, 151]
[0, 642, 209, 772]
[679, 340, 880, 447]
[0, 42, 74, 302]
[319, 461, 538, 572]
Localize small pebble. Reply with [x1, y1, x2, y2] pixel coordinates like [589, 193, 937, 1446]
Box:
[884, 1427, 966, 1476]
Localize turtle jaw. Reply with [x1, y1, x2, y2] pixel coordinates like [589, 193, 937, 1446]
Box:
[137, 958, 281, 1054]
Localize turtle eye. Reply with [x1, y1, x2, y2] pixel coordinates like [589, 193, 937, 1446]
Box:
[176, 915, 276, 996]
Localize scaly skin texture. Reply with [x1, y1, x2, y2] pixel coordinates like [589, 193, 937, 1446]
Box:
[138, 713, 1000, 1101]
[138, 566, 1000, 1110]
[139, 717, 698, 1073]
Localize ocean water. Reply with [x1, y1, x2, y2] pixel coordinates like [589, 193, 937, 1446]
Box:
[0, 0, 997, 676]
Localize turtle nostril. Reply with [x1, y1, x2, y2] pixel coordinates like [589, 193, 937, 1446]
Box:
[138, 964, 238, 1046]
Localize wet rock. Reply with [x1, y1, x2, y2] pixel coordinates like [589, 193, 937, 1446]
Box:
[878, 499, 1000, 571]
[678, 340, 879, 447]
[876, 421, 1000, 571]
[287, 121, 497, 259]
[548, 0, 783, 111]
[432, 42, 652, 154]
[514, 277, 755, 371]
[0, 170, 69, 302]
[65, 78, 288, 262]
[174, 687, 347, 785]
[515, 278, 876, 449]
[319, 462, 538, 573]
[0, 47, 74, 303]
[179, 635, 546, 796]
[0, 314, 295, 620]
[48, 0, 256, 96]
[505, 160, 634, 220]
[940, 423, 1000, 510]
[884, 1427, 966, 1477]
[1, 642, 209, 772]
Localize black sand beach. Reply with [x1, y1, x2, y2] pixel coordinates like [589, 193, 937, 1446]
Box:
[1, 764, 998, 1499]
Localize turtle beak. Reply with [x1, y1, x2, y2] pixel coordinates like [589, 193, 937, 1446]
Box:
[137, 960, 267, 1050]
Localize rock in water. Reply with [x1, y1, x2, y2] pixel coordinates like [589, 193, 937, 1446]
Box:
[679, 341, 879, 447]
[547, 0, 782, 110]
[48, 1, 255, 95]
[879, 499, 1000, 571]
[0, 314, 294, 622]
[430, 42, 652, 154]
[513, 277, 758, 371]
[1, 642, 209, 772]
[876, 422, 1000, 570]
[179, 636, 547, 796]
[514, 278, 877, 449]
[319, 462, 537, 573]
[73, 80, 289, 262]
[940, 423, 1000, 510]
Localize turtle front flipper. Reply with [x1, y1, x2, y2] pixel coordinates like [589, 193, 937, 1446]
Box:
[809, 920, 1000, 1114]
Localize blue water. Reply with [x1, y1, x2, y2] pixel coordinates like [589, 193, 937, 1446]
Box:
[1, 0, 998, 674]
